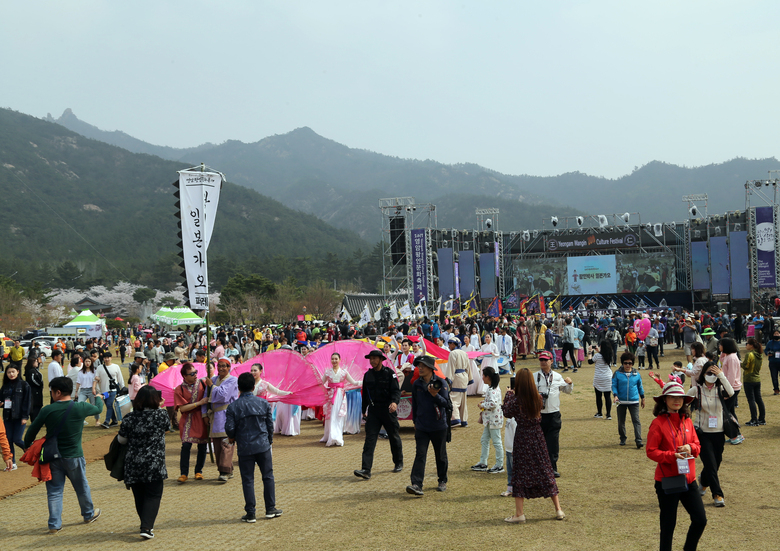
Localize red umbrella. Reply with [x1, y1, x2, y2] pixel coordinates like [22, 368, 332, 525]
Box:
[114, 317, 124, 321]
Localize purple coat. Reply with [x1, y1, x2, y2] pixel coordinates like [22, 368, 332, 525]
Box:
[203, 375, 238, 438]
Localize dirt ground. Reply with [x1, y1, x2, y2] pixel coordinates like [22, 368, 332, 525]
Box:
[1, 345, 778, 550]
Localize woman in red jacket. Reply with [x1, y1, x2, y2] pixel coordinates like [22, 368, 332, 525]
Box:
[647, 382, 707, 551]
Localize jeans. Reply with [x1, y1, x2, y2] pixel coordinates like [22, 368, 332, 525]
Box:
[646, 345, 660, 368]
[46, 457, 95, 530]
[238, 450, 276, 514]
[505, 451, 513, 486]
[654, 480, 707, 551]
[361, 408, 403, 472]
[131, 479, 164, 532]
[180, 442, 207, 476]
[540, 412, 561, 471]
[770, 362, 780, 392]
[594, 389, 612, 417]
[617, 403, 642, 445]
[697, 429, 725, 498]
[410, 428, 448, 488]
[479, 425, 504, 468]
[4, 418, 26, 463]
[742, 381, 766, 422]
[78, 388, 99, 421]
[103, 391, 117, 425]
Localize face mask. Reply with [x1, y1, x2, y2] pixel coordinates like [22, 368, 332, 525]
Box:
[704, 374, 718, 383]
[773, 336, 780, 341]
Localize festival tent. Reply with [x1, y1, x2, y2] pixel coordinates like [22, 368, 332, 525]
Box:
[65, 310, 100, 325]
[152, 307, 205, 326]
[64, 309, 105, 337]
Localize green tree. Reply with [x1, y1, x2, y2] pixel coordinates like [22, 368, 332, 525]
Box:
[159, 295, 179, 308]
[56, 260, 83, 287]
[133, 287, 156, 304]
[220, 274, 276, 303]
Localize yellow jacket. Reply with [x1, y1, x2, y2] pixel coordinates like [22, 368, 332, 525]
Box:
[10, 346, 24, 362]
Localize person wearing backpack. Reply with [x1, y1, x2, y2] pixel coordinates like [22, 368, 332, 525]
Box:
[406, 355, 450, 496]
[23, 377, 103, 533]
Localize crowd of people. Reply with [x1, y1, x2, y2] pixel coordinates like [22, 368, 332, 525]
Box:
[0, 304, 774, 549]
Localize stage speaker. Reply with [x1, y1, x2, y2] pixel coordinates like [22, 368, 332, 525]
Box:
[390, 216, 406, 265]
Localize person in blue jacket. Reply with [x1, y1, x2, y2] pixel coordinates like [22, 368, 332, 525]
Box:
[406, 355, 449, 496]
[612, 352, 645, 449]
[765, 327, 780, 395]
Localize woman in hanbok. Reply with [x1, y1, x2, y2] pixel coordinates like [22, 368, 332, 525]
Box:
[321, 353, 361, 446]
[249, 363, 296, 435]
[465, 335, 487, 396]
[515, 316, 532, 360]
[480, 333, 499, 372]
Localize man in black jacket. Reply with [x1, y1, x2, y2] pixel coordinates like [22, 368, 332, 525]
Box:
[225, 373, 281, 522]
[406, 355, 449, 496]
[354, 350, 403, 480]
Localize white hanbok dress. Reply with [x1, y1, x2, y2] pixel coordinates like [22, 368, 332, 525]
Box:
[466, 343, 487, 395]
[480, 342, 499, 371]
[256, 379, 300, 436]
[320, 368, 359, 447]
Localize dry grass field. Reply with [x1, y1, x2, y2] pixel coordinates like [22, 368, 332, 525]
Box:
[1, 344, 778, 550]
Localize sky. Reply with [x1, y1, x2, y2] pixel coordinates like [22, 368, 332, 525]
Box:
[2, 1, 778, 179]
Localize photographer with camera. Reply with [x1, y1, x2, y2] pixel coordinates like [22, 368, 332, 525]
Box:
[406, 355, 450, 496]
[533, 351, 572, 477]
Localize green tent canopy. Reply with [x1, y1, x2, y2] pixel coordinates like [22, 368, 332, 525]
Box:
[65, 309, 100, 326]
[152, 307, 204, 326]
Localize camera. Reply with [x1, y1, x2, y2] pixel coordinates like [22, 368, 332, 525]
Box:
[429, 379, 443, 391]
[540, 393, 549, 407]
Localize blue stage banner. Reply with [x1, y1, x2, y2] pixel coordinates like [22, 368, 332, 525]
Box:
[410, 229, 428, 303]
[690, 241, 710, 290]
[729, 231, 750, 300]
[459, 250, 476, 298]
[437, 248, 455, 301]
[479, 253, 496, 298]
[709, 236, 730, 295]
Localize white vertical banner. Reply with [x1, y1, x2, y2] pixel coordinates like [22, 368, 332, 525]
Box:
[178, 169, 223, 312]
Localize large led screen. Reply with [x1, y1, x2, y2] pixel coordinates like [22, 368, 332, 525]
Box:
[567, 255, 617, 295]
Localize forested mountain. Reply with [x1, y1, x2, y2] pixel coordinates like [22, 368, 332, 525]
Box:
[50, 109, 778, 238]
[0, 108, 376, 292]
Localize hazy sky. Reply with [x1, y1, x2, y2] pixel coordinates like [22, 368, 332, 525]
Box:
[2, 1, 778, 178]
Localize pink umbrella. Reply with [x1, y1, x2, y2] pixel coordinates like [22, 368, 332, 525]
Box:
[307, 340, 375, 389]
[230, 350, 327, 408]
[149, 362, 211, 405]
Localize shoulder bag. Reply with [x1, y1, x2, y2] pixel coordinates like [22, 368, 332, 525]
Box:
[718, 394, 741, 439]
[103, 365, 128, 396]
[40, 401, 76, 464]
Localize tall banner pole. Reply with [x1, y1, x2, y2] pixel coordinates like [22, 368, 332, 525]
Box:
[174, 163, 223, 464]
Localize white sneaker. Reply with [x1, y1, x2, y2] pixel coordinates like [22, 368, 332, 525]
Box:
[10, 463, 17, 471]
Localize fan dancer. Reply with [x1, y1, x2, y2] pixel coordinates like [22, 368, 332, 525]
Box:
[447, 338, 471, 427]
[465, 335, 486, 396]
[321, 353, 362, 446]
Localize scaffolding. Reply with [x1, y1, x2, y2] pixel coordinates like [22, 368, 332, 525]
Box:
[745, 175, 780, 311]
[378, 197, 437, 302]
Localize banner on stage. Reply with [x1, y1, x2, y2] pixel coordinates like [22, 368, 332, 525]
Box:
[410, 229, 429, 303]
[546, 229, 639, 252]
[756, 206, 776, 288]
[177, 169, 223, 312]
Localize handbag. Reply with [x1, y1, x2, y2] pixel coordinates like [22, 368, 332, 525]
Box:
[661, 474, 689, 494]
[719, 394, 741, 439]
[647, 336, 659, 347]
[40, 401, 75, 464]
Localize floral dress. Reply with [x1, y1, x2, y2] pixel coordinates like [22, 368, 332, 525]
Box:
[119, 408, 169, 485]
[501, 393, 558, 499]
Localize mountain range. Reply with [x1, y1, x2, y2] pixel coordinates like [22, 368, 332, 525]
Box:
[49, 109, 780, 238]
[0, 108, 372, 291]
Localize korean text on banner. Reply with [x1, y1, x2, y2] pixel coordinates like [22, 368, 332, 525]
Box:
[410, 229, 428, 303]
[756, 206, 776, 288]
[178, 170, 222, 311]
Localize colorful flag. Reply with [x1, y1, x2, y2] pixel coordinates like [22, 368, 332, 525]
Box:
[487, 296, 502, 317]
